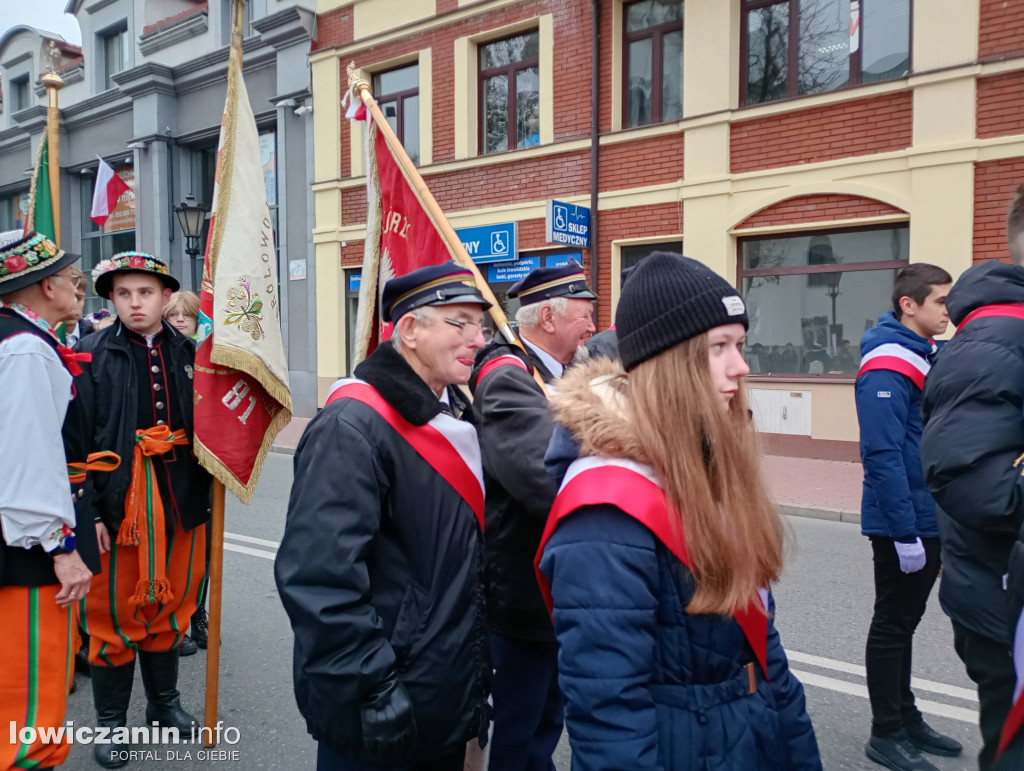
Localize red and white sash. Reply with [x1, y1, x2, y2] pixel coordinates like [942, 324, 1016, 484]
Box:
[476, 353, 530, 382]
[955, 302, 1024, 334]
[325, 380, 485, 530]
[857, 343, 931, 390]
[534, 456, 770, 679]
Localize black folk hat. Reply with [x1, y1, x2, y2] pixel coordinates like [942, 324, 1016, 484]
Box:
[0, 232, 78, 295]
[92, 251, 180, 299]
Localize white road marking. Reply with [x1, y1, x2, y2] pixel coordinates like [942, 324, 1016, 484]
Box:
[791, 669, 978, 724]
[787, 650, 978, 703]
[224, 531, 280, 550]
[224, 542, 276, 561]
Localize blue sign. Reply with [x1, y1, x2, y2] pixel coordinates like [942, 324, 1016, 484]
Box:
[348, 273, 361, 291]
[545, 200, 590, 247]
[543, 252, 583, 269]
[455, 222, 518, 264]
[488, 256, 540, 283]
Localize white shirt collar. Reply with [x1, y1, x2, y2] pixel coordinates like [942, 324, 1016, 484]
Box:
[522, 337, 563, 379]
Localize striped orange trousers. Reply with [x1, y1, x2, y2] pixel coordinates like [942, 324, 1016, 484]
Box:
[0, 585, 72, 770]
[83, 525, 206, 668]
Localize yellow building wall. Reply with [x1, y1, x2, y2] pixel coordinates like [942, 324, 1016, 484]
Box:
[311, 0, 1024, 447]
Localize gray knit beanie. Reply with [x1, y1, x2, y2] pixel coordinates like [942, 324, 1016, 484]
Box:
[616, 252, 749, 371]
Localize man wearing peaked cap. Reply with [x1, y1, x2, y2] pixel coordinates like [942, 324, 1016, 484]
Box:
[62, 250, 211, 767]
[276, 261, 493, 770]
[468, 260, 596, 771]
[0, 232, 95, 770]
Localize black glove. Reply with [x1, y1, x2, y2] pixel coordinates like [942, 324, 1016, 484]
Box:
[359, 673, 416, 763]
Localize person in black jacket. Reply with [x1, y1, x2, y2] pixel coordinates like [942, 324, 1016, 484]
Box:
[275, 262, 492, 771]
[920, 221, 1024, 768]
[63, 253, 212, 768]
[469, 262, 596, 771]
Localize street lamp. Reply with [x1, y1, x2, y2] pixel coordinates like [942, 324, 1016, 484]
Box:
[174, 194, 209, 293]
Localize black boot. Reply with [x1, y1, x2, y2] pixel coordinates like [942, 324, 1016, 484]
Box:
[76, 632, 92, 676]
[190, 607, 208, 650]
[139, 650, 198, 734]
[90, 661, 136, 768]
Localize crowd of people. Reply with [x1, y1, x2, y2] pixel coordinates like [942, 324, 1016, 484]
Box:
[4, 189, 1024, 771]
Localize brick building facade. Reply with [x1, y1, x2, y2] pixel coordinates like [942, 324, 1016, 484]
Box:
[310, 0, 1024, 457]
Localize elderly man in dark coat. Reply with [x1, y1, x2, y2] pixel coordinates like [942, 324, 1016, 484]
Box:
[276, 262, 493, 771]
[469, 262, 596, 771]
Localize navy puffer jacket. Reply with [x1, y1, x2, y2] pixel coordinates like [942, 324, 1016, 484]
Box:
[540, 508, 820, 771]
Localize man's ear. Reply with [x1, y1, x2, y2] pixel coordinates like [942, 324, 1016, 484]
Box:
[539, 304, 555, 331]
[162, 287, 174, 304]
[898, 295, 916, 317]
[395, 313, 419, 349]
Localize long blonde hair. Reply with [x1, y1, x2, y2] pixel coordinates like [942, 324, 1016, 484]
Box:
[627, 333, 783, 615]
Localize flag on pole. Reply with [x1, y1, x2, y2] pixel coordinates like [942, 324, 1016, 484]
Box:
[192, 30, 293, 504]
[24, 136, 56, 241]
[350, 98, 462, 364]
[90, 158, 130, 227]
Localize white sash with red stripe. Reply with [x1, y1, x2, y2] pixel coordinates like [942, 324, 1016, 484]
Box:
[535, 455, 770, 679]
[857, 343, 931, 390]
[325, 379, 485, 529]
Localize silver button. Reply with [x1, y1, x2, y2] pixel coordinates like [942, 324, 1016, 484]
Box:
[156, 419, 166, 425]
[156, 401, 165, 410]
[151, 365, 160, 373]
[150, 349, 158, 357]
[153, 383, 162, 391]
[77, 489, 85, 499]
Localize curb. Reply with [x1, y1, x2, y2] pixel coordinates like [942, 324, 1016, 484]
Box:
[779, 503, 860, 526]
[266, 447, 861, 526]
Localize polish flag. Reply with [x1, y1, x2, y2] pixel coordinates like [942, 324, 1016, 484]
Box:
[90, 158, 129, 227]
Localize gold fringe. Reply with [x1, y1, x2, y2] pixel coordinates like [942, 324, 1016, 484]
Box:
[194, 403, 291, 504]
[208, 342, 293, 414]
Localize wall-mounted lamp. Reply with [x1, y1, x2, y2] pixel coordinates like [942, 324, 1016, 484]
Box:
[274, 98, 297, 108]
[294, 105, 313, 116]
[127, 140, 149, 151]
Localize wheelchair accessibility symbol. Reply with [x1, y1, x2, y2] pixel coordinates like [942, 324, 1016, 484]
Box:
[491, 231, 509, 256]
[553, 205, 568, 231]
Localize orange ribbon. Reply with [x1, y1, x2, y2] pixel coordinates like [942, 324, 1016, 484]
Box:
[119, 426, 188, 607]
[67, 451, 121, 485]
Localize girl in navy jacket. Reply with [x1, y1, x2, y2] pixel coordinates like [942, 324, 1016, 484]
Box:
[537, 252, 820, 771]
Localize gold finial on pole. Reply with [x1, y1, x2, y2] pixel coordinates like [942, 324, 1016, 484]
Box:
[41, 41, 64, 247]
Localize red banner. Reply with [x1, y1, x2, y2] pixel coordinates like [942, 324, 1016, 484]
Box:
[353, 115, 459, 363]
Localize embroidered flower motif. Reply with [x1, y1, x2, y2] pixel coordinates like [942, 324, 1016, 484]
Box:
[92, 259, 115, 282]
[5, 255, 27, 274]
[224, 279, 265, 341]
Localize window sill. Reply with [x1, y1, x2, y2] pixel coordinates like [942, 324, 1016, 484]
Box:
[747, 374, 855, 385]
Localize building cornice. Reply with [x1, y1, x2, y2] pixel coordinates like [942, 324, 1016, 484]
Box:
[60, 87, 132, 130]
[112, 62, 176, 98]
[253, 6, 316, 51]
[172, 35, 275, 94]
[139, 10, 210, 56]
[81, 0, 120, 15]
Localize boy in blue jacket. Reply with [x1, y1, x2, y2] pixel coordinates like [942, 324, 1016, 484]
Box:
[857, 263, 959, 771]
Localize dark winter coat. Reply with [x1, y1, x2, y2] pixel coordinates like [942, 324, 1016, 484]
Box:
[62, 320, 211, 536]
[538, 361, 821, 771]
[921, 260, 1024, 644]
[470, 337, 560, 641]
[856, 311, 938, 539]
[584, 327, 619, 362]
[274, 343, 491, 760]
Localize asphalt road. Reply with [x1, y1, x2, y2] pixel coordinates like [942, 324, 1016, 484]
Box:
[57, 451, 984, 770]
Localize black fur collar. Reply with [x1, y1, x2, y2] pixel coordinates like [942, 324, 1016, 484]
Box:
[354, 342, 448, 426]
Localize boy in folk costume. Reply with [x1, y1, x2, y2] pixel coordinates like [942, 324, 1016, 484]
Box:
[0, 232, 95, 770]
[64, 252, 211, 768]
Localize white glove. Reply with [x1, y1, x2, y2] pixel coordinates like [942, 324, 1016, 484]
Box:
[894, 538, 926, 574]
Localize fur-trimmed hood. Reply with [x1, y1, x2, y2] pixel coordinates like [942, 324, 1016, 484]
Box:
[549, 358, 649, 465]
